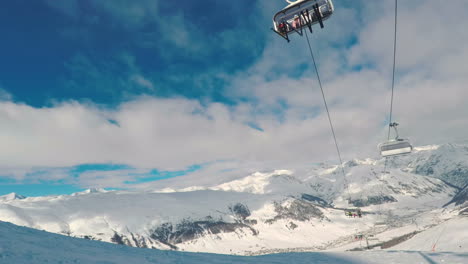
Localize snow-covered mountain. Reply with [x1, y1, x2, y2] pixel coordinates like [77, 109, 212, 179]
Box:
[446, 185, 468, 206]
[0, 192, 26, 202]
[0, 144, 467, 255]
[71, 188, 109, 196]
[388, 144, 468, 188]
[2, 220, 467, 264]
[3, 221, 467, 264]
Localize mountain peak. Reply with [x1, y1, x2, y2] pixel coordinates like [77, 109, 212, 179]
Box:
[210, 170, 292, 194]
[71, 188, 108, 196]
[413, 144, 441, 152]
[0, 192, 26, 202]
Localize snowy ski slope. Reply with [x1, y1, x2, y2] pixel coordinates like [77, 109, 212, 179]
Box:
[1, 221, 467, 264]
[0, 144, 467, 256]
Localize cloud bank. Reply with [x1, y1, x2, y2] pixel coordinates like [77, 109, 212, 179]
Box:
[1, 0, 467, 190]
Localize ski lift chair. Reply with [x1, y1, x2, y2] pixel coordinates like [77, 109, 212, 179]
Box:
[272, 0, 335, 42]
[345, 208, 362, 218]
[378, 122, 413, 157]
[355, 234, 364, 240]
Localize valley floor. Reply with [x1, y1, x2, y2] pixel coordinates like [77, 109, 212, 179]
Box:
[1, 221, 467, 264]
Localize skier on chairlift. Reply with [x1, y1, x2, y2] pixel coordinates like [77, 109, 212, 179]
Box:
[272, 0, 335, 42]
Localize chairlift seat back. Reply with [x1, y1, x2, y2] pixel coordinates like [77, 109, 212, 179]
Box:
[379, 139, 413, 157]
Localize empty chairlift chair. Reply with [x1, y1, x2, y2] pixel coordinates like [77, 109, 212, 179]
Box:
[378, 122, 413, 157]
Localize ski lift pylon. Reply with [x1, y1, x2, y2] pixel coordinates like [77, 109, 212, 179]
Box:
[378, 122, 413, 157]
[272, 0, 335, 42]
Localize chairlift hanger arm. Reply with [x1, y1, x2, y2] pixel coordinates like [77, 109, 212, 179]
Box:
[393, 125, 399, 140]
[389, 122, 399, 139]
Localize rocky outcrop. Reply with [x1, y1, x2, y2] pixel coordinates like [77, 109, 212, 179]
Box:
[150, 217, 257, 248]
[349, 195, 397, 207]
[266, 199, 324, 224]
[300, 194, 330, 207]
[445, 185, 468, 207]
[409, 144, 468, 188]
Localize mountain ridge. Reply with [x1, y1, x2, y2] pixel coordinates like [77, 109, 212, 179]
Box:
[0, 143, 467, 255]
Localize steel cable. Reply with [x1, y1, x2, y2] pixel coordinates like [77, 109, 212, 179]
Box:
[383, 0, 399, 174]
[304, 30, 351, 200]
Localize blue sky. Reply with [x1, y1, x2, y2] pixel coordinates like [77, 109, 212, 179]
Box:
[1, 0, 467, 196]
[0, 0, 274, 196]
[0, 0, 266, 107]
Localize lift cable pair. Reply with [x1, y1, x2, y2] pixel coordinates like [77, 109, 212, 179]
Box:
[304, 29, 351, 200]
[271, 0, 413, 220]
[272, 0, 350, 202]
[382, 0, 412, 174]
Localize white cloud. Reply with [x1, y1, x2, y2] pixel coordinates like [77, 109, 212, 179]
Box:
[87, 0, 160, 30]
[2, 0, 468, 190]
[131, 75, 155, 91]
[0, 95, 381, 187]
[0, 87, 12, 101]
